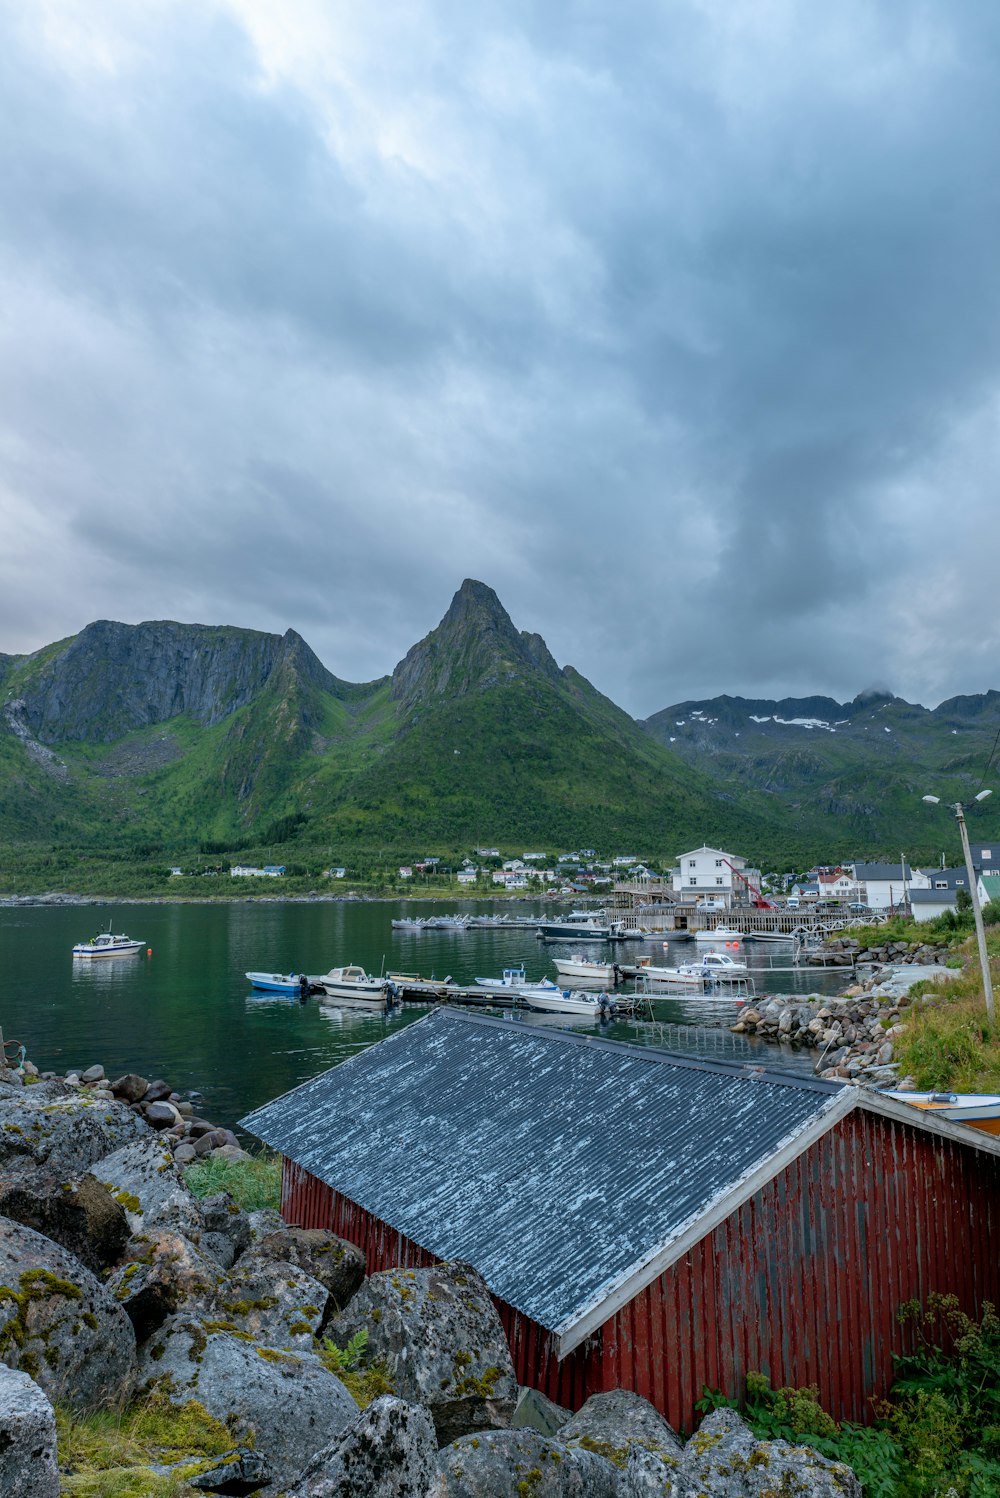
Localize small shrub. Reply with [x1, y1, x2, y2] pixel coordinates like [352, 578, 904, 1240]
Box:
[318, 1328, 394, 1408]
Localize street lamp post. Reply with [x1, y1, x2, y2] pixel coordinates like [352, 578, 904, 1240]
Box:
[922, 791, 995, 1026]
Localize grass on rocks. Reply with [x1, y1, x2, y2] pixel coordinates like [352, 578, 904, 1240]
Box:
[56, 1395, 234, 1498]
[184, 1150, 281, 1212]
[890, 924, 1000, 1091]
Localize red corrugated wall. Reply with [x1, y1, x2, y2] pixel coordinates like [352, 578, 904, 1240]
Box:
[282, 1110, 1000, 1429]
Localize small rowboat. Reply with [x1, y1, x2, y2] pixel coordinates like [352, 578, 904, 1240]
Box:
[883, 1091, 1000, 1136]
[247, 972, 309, 994]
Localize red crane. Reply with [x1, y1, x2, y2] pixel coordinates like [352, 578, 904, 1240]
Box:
[721, 858, 774, 908]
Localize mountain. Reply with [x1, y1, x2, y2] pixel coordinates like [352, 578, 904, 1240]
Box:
[0, 583, 786, 859]
[640, 690, 1000, 851]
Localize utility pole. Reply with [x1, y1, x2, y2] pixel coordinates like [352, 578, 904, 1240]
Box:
[956, 802, 995, 1025]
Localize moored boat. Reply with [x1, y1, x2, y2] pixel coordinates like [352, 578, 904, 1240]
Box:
[521, 988, 615, 1017]
[309, 965, 388, 1006]
[552, 955, 617, 983]
[679, 950, 748, 978]
[694, 926, 746, 945]
[246, 971, 309, 994]
[882, 1091, 1000, 1135]
[72, 929, 145, 958]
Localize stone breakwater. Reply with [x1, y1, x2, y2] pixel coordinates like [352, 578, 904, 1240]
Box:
[18, 1059, 244, 1165]
[0, 1066, 862, 1496]
[798, 935, 952, 967]
[734, 937, 959, 1086]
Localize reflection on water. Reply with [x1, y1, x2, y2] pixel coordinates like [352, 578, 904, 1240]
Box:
[1, 901, 848, 1128]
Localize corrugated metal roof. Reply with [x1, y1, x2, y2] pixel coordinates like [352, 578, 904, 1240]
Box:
[240, 1009, 849, 1340]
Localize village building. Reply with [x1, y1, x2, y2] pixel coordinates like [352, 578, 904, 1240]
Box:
[455, 869, 478, 885]
[230, 864, 285, 878]
[242, 1009, 1000, 1432]
[670, 846, 762, 907]
[851, 861, 931, 910]
[816, 869, 860, 902]
[978, 873, 1000, 909]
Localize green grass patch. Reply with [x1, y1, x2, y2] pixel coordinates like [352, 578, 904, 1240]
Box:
[57, 1394, 234, 1498]
[184, 1151, 280, 1212]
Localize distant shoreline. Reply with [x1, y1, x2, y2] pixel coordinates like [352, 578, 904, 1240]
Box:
[0, 891, 565, 908]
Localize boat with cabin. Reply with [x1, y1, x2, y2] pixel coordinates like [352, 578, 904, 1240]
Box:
[309, 965, 388, 1006]
[72, 929, 145, 959]
[694, 926, 746, 945]
[535, 911, 614, 941]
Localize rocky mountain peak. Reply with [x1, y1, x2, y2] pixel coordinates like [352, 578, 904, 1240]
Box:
[390, 579, 560, 709]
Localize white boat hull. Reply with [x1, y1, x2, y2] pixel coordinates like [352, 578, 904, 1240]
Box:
[522, 991, 606, 1016]
[553, 959, 616, 983]
[73, 939, 144, 958]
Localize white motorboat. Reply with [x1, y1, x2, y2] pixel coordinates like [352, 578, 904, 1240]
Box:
[535, 910, 613, 941]
[72, 929, 145, 958]
[475, 967, 532, 994]
[679, 950, 749, 978]
[309, 965, 388, 1006]
[247, 971, 309, 994]
[694, 926, 746, 945]
[521, 988, 612, 1017]
[553, 955, 617, 983]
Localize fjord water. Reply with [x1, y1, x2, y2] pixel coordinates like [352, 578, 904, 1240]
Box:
[0, 901, 846, 1128]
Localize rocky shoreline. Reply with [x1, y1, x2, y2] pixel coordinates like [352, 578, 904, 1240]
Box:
[0, 1061, 861, 1496]
[733, 937, 960, 1086]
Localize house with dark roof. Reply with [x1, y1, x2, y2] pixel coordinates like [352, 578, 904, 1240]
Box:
[241, 1009, 1000, 1432]
[851, 860, 931, 910]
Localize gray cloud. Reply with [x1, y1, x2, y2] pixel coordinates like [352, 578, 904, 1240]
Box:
[2, 0, 1000, 714]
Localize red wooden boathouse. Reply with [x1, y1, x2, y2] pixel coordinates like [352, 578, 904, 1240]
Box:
[241, 1008, 1000, 1432]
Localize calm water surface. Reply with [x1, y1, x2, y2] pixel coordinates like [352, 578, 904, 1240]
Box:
[0, 901, 849, 1128]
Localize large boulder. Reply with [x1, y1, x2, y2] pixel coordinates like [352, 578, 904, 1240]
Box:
[0, 1170, 129, 1273]
[0, 1363, 59, 1498]
[0, 1089, 148, 1178]
[560, 1390, 681, 1492]
[138, 1316, 358, 1493]
[0, 1217, 137, 1412]
[217, 1257, 329, 1350]
[244, 1228, 365, 1318]
[197, 1192, 251, 1270]
[91, 1134, 204, 1240]
[106, 1230, 223, 1343]
[676, 1408, 862, 1496]
[287, 1395, 439, 1497]
[432, 1428, 620, 1495]
[330, 1262, 517, 1446]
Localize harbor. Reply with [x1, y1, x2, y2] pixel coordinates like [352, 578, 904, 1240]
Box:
[0, 898, 853, 1128]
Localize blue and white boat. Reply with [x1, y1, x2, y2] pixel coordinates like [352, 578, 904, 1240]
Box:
[246, 971, 310, 994]
[73, 929, 145, 959]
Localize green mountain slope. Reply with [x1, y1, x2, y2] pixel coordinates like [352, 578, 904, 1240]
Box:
[0, 582, 792, 861]
[641, 691, 1000, 852]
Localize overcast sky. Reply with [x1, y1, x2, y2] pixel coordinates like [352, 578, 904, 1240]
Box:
[3, 1, 1000, 716]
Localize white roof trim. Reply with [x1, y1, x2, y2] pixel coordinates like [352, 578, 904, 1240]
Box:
[553, 1086, 1000, 1358]
[553, 1087, 855, 1357]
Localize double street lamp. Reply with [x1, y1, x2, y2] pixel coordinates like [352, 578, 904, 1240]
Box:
[922, 789, 995, 1025]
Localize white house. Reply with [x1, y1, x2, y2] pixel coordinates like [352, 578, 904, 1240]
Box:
[503, 859, 527, 872]
[671, 847, 759, 907]
[816, 869, 860, 902]
[456, 869, 478, 885]
[978, 873, 1000, 910]
[326, 867, 347, 879]
[851, 862, 930, 911]
[398, 866, 413, 879]
[230, 865, 284, 878]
